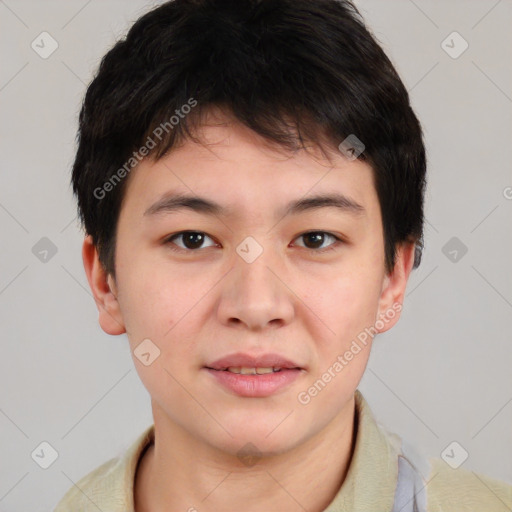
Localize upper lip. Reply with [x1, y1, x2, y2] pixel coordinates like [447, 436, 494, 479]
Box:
[205, 352, 303, 370]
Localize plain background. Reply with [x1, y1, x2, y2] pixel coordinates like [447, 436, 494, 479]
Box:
[0, 0, 511, 510]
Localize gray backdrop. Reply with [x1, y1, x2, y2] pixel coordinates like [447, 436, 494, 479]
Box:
[1, 0, 511, 510]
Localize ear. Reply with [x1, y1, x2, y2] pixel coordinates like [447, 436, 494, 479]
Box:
[82, 235, 126, 335]
[375, 241, 416, 334]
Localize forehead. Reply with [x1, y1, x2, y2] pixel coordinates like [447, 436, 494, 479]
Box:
[119, 114, 380, 223]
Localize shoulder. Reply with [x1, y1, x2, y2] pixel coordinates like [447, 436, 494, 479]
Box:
[426, 457, 512, 512]
[54, 456, 126, 510]
[53, 424, 154, 511]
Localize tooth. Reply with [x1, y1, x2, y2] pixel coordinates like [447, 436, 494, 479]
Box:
[240, 367, 257, 374]
[255, 367, 274, 374]
[225, 366, 284, 375]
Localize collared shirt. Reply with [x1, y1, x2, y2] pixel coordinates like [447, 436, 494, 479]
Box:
[54, 390, 512, 511]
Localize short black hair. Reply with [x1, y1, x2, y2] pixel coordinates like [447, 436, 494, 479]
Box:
[72, 0, 426, 278]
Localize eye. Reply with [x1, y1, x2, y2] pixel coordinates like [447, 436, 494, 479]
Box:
[163, 230, 343, 254]
[293, 231, 342, 252]
[164, 231, 217, 252]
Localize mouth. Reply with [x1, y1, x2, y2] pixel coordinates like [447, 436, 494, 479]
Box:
[203, 353, 304, 397]
[206, 366, 299, 374]
[205, 352, 303, 372]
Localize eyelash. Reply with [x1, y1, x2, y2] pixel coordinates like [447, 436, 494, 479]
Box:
[163, 231, 344, 254]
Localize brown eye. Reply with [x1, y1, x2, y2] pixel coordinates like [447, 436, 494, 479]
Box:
[166, 231, 216, 251]
[294, 231, 341, 252]
[303, 232, 326, 249]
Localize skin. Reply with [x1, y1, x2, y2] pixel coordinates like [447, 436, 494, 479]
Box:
[83, 108, 416, 512]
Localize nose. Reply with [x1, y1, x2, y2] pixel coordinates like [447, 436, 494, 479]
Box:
[216, 247, 295, 332]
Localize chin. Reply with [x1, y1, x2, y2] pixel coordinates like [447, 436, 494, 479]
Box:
[213, 436, 301, 462]
[205, 422, 307, 459]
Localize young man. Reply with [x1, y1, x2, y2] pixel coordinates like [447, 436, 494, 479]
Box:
[55, 0, 511, 510]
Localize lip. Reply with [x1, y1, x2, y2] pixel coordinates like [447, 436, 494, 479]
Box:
[204, 352, 305, 398]
[205, 367, 303, 397]
[205, 352, 303, 371]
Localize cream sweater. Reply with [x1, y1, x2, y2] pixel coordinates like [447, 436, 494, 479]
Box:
[54, 390, 512, 511]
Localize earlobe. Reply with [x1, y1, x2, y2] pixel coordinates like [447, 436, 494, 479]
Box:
[82, 235, 126, 335]
[375, 242, 416, 334]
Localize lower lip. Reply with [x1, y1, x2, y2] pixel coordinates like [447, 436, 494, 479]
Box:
[204, 368, 303, 397]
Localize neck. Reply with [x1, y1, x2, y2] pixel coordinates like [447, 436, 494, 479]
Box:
[135, 395, 357, 512]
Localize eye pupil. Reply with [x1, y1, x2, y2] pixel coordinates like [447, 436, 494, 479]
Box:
[304, 232, 324, 249]
[170, 231, 336, 253]
[183, 231, 204, 249]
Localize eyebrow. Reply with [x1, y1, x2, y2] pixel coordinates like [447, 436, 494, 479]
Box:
[143, 191, 365, 219]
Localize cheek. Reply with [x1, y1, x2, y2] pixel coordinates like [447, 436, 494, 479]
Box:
[116, 251, 175, 319]
[117, 263, 206, 366]
[117, 277, 165, 336]
[120, 272, 202, 411]
[301, 280, 378, 412]
[311, 272, 382, 344]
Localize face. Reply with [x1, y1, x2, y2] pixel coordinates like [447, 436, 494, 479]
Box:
[84, 109, 414, 457]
